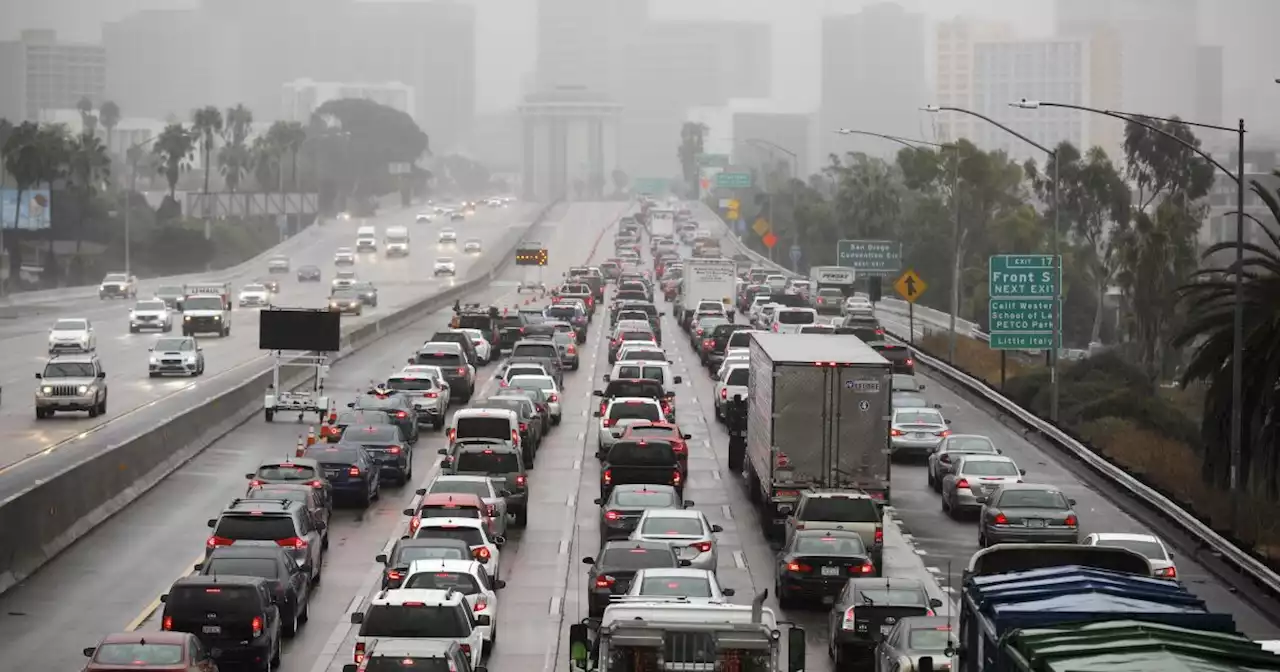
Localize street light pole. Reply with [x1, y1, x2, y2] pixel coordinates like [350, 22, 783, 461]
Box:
[919, 107, 1061, 422]
[744, 138, 798, 266]
[1011, 99, 1246, 485]
[124, 134, 160, 277]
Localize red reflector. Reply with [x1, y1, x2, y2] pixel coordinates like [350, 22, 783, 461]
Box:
[875, 527, 884, 544]
[162, 616, 173, 630]
[389, 446, 401, 454]
[349, 466, 361, 476]
[205, 588, 222, 593]
[402, 602, 426, 607]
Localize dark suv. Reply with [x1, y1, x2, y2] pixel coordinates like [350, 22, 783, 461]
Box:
[351, 390, 420, 443]
[206, 498, 326, 583]
[196, 545, 313, 637]
[160, 575, 281, 670]
[428, 330, 481, 368]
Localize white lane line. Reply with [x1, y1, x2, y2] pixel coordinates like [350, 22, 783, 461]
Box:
[558, 539, 570, 555]
[549, 596, 562, 615]
[732, 550, 747, 570]
[721, 504, 733, 520]
[345, 594, 364, 616]
[567, 494, 576, 507]
[572, 458, 581, 471]
[576, 431, 584, 441]
[711, 470, 722, 481]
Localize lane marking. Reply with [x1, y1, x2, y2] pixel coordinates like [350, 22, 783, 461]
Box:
[721, 504, 733, 521]
[732, 550, 747, 570]
[572, 458, 581, 471]
[124, 552, 204, 631]
[549, 596, 562, 615]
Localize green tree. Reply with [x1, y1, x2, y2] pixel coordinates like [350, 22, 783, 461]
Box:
[677, 122, 708, 196]
[151, 123, 194, 202]
[98, 100, 120, 156]
[76, 96, 97, 136]
[252, 133, 282, 194]
[218, 104, 253, 193]
[191, 105, 223, 201]
[0, 118, 13, 189]
[65, 130, 111, 273]
[1172, 178, 1280, 492]
[439, 154, 491, 195]
[270, 121, 306, 190]
[313, 98, 427, 199]
[2, 122, 41, 255]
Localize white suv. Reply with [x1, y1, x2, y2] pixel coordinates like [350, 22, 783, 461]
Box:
[350, 589, 486, 670]
[714, 363, 749, 422]
[401, 559, 505, 648]
[595, 397, 666, 452]
[770, 307, 818, 334]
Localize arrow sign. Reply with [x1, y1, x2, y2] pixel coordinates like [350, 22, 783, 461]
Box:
[894, 269, 926, 303]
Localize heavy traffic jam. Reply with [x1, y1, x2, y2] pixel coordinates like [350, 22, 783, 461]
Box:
[74, 197, 1280, 672]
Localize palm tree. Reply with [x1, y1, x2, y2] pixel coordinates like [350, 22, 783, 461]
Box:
[65, 130, 111, 277]
[98, 100, 121, 155]
[76, 97, 97, 137]
[191, 105, 223, 201]
[0, 118, 14, 190]
[1, 122, 41, 274]
[1173, 178, 1280, 494]
[152, 123, 194, 201]
[218, 104, 254, 193]
[265, 120, 306, 192]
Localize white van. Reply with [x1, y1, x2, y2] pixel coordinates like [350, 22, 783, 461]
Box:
[356, 225, 377, 252]
[605, 360, 682, 392]
[770, 307, 818, 334]
[385, 225, 410, 257]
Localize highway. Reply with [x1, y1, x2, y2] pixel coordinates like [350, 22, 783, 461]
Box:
[0, 203, 537, 500]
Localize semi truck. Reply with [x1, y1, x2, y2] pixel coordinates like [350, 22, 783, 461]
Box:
[676, 257, 737, 326]
[743, 333, 893, 537]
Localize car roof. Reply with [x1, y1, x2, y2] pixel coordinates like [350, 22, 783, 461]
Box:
[610, 483, 678, 494]
[794, 528, 864, 539]
[601, 539, 677, 553]
[848, 577, 928, 591]
[370, 588, 464, 606]
[803, 489, 875, 500]
[99, 631, 191, 645]
[406, 558, 482, 573]
[422, 492, 484, 506]
[454, 408, 517, 419]
[608, 396, 662, 405]
[1090, 532, 1164, 543]
[955, 454, 1014, 463]
[258, 456, 320, 468]
[172, 574, 266, 589]
[634, 567, 716, 579]
[992, 482, 1060, 492]
[433, 474, 496, 485]
[639, 507, 701, 519]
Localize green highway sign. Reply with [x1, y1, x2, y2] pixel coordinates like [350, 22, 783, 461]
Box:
[837, 240, 902, 273]
[988, 254, 1061, 351]
[633, 177, 668, 194]
[697, 153, 730, 168]
[715, 172, 752, 189]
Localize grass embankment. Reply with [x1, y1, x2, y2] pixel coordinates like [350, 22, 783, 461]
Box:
[919, 332, 1280, 568]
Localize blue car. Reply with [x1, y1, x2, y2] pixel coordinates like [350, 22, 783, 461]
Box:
[302, 444, 380, 507]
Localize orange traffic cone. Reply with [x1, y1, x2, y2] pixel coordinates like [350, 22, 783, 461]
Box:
[306, 426, 317, 447]
[295, 436, 306, 457]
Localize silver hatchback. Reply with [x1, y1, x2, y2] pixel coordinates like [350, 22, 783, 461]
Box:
[889, 408, 950, 460]
[940, 454, 1024, 518]
[629, 508, 723, 575]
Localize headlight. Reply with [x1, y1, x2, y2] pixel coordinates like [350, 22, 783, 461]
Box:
[41, 386, 52, 395]
[213, 315, 221, 320]
[184, 316, 191, 321]
[77, 385, 89, 395]
[150, 356, 159, 364]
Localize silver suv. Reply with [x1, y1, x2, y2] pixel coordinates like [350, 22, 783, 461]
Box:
[35, 354, 108, 419]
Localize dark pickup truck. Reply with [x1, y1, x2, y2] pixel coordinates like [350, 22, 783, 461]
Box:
[871, 343, 914, 375]
[599, 439, 682, 501]
[494, 315, 527, 352]
[702, 323, 750, 369]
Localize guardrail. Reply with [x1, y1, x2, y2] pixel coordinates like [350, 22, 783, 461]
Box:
[0, 200, 563, 596]
[695, 200, 1280, 611]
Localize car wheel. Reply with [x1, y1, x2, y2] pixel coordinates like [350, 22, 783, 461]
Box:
[35, 408, 49, 419]
[298, 595, 310, 623]
[88, 398, 100, 418]
[99, 396, 107, 414]
[283, 604, 299, 637]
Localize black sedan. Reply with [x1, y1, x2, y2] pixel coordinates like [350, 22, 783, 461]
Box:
[350, 391, 420, 444]
[296, 265, 322, 282]
[776, 529, 876, 608]
[581, 540, 687, 617]
[339, 424, 413, 485]
[353, 281, 379, 307]
[195, 546, 312, 637]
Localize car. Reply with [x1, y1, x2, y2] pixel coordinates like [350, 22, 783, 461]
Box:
[334, 247, 356, 265]
[245, 482, 332, 548]
[405, 491, 504, 540]
[581, 540, 688, 616]
[889, 407, 951, 460]
[155, 284, 185, 308]
[48, 317, 95, 353]
[419, 476, 511, 542]
[434, 257, 458, 276]
[813, 288, 844, 314]
[349, 589, 487, 671]
[450, 211, 466, 221]
[256, 277, 280, 293]
[628, 508, 722, 573]
[246, 456, 330, 495]
[618, 422, 692, 471]
[376, 537, 474, 590]
[427, 330, 482, 368]
[544, 304, 588, 342]
[81, 631, 212, 671]
[128, 298, 173, 333]
[507, 375, 562, 424]
[595, 397, 666, 453]
[874, 616, 958, 672]
[713, 363, 749, 422]
[443, 442, 529, 527]
[448, 406, 521, 446]
[350, 389, 421, 443]
[548, 328, 580, 370]
[35, 353, 108, 419]
[978, 482, 1079, 547]
[322, 409, 394, 443]
[297, 264, 322, 282]
[159, 575, 282, 669]
[439, 228, 458, 244]
[416, 212, 434, 223]
[268, 254, 290, 273]
[148, 335, 205, 377]
[386, 371, 451, 429]
[205, 497, 325, 583]
[409, 343, 474, 402]
[828, 578, 943, 668]
[784, 490, 884, 571]
[770, 307, 819, 334]
[927, 434, 1000, 491]
[238, 283, 271, 308]
[411, 517, 505, 580]
[1082, 532, 1177, 578]
[99, 272, 138, 299]
[625, 567, 733, 602]
[332, 268, 358, 289]
[454, 328, 493, 365]
[463, 238, 482, 253]
[495, 360, 549, 387]
[892, 390, 932, 409]
[353, 281, 379, 307]
[400, 559, 506, 647]
[300, 443, 382, 507]
[338, 423, 414, 485]
[776, 529, 877, 608]
[941, 454, 1025, 519]
[892, 373, 925, 392]
[328, 287, 364, 315]
[195, 545, 313, 637]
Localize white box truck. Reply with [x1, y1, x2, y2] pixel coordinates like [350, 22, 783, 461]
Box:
[810, 266, 856, 294]
[384, 225, 410, 257]
[677, 257, 738, 326]
[649, 207, 676, 238]
[742, 333, 893, 538]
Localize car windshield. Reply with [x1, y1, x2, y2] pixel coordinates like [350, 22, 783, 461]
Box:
[44, 362, 96, 377]
[726, 368, 749, 386]
[53, 319, 87, 331]
[856, 589, 926, 606]
[414, 526, 483, 546]
[331, 289, 358, 299]
[892, 375, 918, 390]
[134, 300, 166, 311]
[777, 310, 816, 325]
[416, 352, 461, 367]
[513, 343, 558, 359]
[608, 442, 676, 465]
[609, 402, 660, 421]
[428, 480, 491, 498]
[948, 437, 997, 454]
[420, 504, 481, 519]
[896, 410, 944, 425]
[639, 576, 712, 597]
[344, 425, 401, 443]
[437, 257, 455, 264]
[641, 517, 703, 536]
[893, 393, 929, 408]
[960, 460, 1019, 476]
[800, 325, 835, 334]
[600, 547, 675, 570]
[909, 628, 953, 650]
[246, 488, 307, 505]
[158, 285, 183, 295]
[204, 557, 279, 578]
[607, 381, 663, 397]
[794, 534, 867, 555]
[404, 571, 481, 594]
[396, 545, 469, 563]
[545, 306, 577, 319]
[798, 497, 879, 522]
[94, 643, 184, 665]
[1094, 538, 1168, 560]
[612, 489, 678, 508]
[184, 297, 223, 310]
[996, 489, 1070, 509]
[455, 451, 520, 473]
[360, 605, 469, 638]
[388, 377, 438, 391]
[104, 274, 129, 283]
[505, 367, 545, 379]
[622, 350, 665, 362]
[336, 411, 389, 426]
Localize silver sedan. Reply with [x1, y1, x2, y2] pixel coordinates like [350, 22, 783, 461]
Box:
[927, 434, 1000, 491]
[629, 508, 722, 574]
[889, 408, 950, 460]
[940, 454, 1024, 519]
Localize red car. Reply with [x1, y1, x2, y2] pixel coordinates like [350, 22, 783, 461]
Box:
[83, 631, 217, 671]
[619, 421, 693, 472]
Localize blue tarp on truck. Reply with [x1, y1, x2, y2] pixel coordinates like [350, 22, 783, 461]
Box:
[959, 565, 1238, 672]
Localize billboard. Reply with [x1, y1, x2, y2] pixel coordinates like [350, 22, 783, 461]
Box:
[0, 188, 52, 230]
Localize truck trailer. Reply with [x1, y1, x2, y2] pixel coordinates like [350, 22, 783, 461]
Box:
[743, 333, 893, 538]
[676, 257, 737, 325]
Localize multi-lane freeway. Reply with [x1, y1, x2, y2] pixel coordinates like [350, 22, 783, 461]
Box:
[0, 200, 1274, 672]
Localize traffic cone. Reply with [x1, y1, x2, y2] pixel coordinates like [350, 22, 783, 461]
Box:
[295, 436, 305, 457]
[306, 426, 317, 447]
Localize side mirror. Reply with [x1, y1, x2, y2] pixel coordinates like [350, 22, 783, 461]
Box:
[494, 579, 507, 590]
[974, 496, 988, 504]
[207, 518, 217, 528]
[603, 374, 611, 382]
[722, 588, 736, 597]
[349, 612, 363, 624]
[34, 373, 41, 379]
[944, 418, 952, 424]
[97, 372, 106, 379]
[582, 556, 596, 565]
[1068, 498, 1077, 506]
[476, 614, 492, 626]
[673, 376, 683, 384]
[678, 559, 693, 567]
[376, 553, 389, 564]
[344, 666, 359, 672]
[934, 403, 942, 409]
[593, 498, 602, 505]
[438, 448, 448, 455]
[919, 384, 926, 390]
[592, 390, 603, 397]
[407, 357, 415, 364]
[683, 434, 692, 440]
[929, 598, 944, 608]
[159, 594, 167, 603]
[193, 563, 204, 571]
[245, 473, 255, 480]
[83, 647, 96, 657]
[415, 488, 427, 496]
[711, 524, 724, 533]
[494, 374, 502, 380]
[787, 627, 806, 672]
[683, 499, 695, 508]
[493, 535, 506, 546]
[593, 411, 602, 418]
[1022, 469, 1029, 477]
[347, 402, 355, 408]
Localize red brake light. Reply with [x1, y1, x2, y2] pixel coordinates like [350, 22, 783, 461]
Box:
[354, 641, 367, 664]
[994, 513, 1009, 525]
[853, 561, 876, 574]
[457, 367, 467, 375]
[567, 345, 576, 355]
[207, 536, 233, 548]
[388, 445, 401, 454]
[473, 598, 487, 612]
[396, 410, 408, 419]
[1156, 566, 1177, 578]
[703, 339, 715, 349]
[486, 504, 497, 517]
[874, 527, 883, 545]
[595, 576, 615, 589]
[162, 615, 173, 630]
[955, 478, 970, 489]
[474, 546, 491, 560]
[603, 469, 612, 485]
[689, 541, 711, 553]
[937, 429, 951, 437]
[310, 480, 324, 488]
[519, 422, 528, 432]
[248, 479, 263, 487]
[549, 393, 559, 402]
[277, 536, 308, 549]
[672, 470, 682, 485]
[425, 391, 438, 398]
[786, 562, 810, 573]
[602, 418, 614, 428]
[890, 429, 903, 437]
[349, 466, 361, 476]
[1064, 515, 1078, 527]
[720, 388, 727, 400]
[388, 570, 403, 580]
[605, 510, 621, 521]
[251, 616, 263, 638]
[906, 358, 914, 367]
[511, 428, 521, 444]
[516, 474, 526, 486]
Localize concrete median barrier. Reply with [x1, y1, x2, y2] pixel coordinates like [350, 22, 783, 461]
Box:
[0, 200, 562, 596]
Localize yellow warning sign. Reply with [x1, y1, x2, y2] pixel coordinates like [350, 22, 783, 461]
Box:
[752, 217, 771, 236]
[894, 269, 926, 303]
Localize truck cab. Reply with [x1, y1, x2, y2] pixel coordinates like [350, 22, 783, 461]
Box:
[181, 284, 231, 337]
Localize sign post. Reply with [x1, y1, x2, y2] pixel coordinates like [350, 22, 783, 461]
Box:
[837, 240, 902, 274]
[987, 254, 1061, 350]
[894, 269, 927, 345]
[789, 244, 802, 269]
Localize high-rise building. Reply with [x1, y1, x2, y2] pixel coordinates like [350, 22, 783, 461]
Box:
[971, 38, 1095, 165]
[933, 18, 1014, 145]
[820, 3, 928, 160]
[281, 79, 416, 123]
[732, 112, 813, 179]
[0, 30, 106, 123]
[534, 0, 646, 93]
[1194, 45, 1224, 128]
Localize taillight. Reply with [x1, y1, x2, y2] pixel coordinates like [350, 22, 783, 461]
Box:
[786, 562, 810, 573]
[874, 527, 883, 545]
[486, 504, 496, 518]
[252, 615, 263, 638]
[955, 478, 970, 489]
[567, 345, 576, 355]
[349, 466, 361, 477]
[309, 480, 324, 488]
[720, 388, 727, 400]
[841, 606, 857, 629]
[409, 515, 421, 533]
[602, 418, 614, 427]
[425, 391, 438, 398]
[937, 429, 951, 437]
[595, 575, 616, 589]
[277, 536, 309, 549]
[162, 615, 173, 630]
[459, 643, 472, 658]
[603, 469, 612, 485]
[993, 513, 1009, 525]
[672, 470, 682, 486]
[396, 410, 408, 419]
[853, 561, 876, 574]
[905, 358, 914, 367]
[207, 536, 233, 548]
[516, 474, 527, 486]
[511, 428, 521, 444]
[605, 510, 621, 521]
[689, 541, 712, 553]
[519, 422, 528, 432]
[457, 367, 467, 375]
[549, 393, 559, 402]
[772, 323, 779, 331]
[388, 570, 403, 581]
[703, 339, 715, 349]
[473, 598, 487, 612]
[248, 479, 263, 487]
[1156, 566, 1178, 578]
[890, 429, 903, 437]
[474, 546, 491, 561]
[327, 412, 337, 423]
[1064, 515, 1078, 527]
[354, 641, 366, 664]
[448, 428, 457, 441]
[388, 445, 401, 454]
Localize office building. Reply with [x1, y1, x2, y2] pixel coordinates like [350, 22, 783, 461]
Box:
[732, 112, 813, 180]
[933, 18, 1014, 145]
[971, 38, 1104, 165]
[1203, 148, 1280, 256]
[0, 30, 106, 123]
[534, 0, 647, 93]
[820, 3, 928, 160]
[282, 79, 415, 123]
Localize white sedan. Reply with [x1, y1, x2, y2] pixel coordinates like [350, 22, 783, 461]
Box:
[333, 247, 355, 265]
[1082, 532, 1179, 579]
[237, 284, 271, 307]
[433, 258, 457, 276]
[438, 228, 458, 244]
[458, 328, 493, 364]
[49, 318, 96, 353]
[625, 568, 733, 602]
[463, 238, 483, 253]
[415, 213, 433, 223]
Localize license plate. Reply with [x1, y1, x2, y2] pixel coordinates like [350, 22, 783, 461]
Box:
[821, 566, 840, 576]
[912, 433, 929, 439]
[325, 470, 340, 477]
[202, 625, 221, 635]
[1026, 519, 1045, 528]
